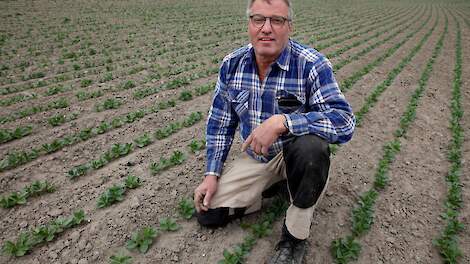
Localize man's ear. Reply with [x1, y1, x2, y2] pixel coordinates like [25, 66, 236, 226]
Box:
[288, 22, 293, 33]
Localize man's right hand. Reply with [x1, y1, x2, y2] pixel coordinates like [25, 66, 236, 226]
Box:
[194, 175, 218, 213]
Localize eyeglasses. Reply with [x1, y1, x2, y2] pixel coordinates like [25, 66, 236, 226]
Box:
[249, 14, 291, 29]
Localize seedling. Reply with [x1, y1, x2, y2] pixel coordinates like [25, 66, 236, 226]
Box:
[183, 112, 203, 127]
[80, 79, 93, 87]
[79, 128, 93, 140]
[178, 197, 195, 220]
[109, 253, 133, 264]
[67, 164, 89, 179]
[126, 227, 158, 254]
[0, 191, 27, 208]
[134, 133, 152, 148]
[121, 80, 136, 90]
[331, 236, 361, 264]
[97, 184, 126, 208]
[96, 98, 122, 112]
[159, 217, 180, 232]
[48, 114, 66, 127]
[179, 90, 193, 101]
[2, 233, 31, 257]
[188, 139, 205, 153]
[124, 175, 141, 189]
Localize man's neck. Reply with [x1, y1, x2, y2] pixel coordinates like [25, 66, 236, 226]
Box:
[255, 56, 275, 82]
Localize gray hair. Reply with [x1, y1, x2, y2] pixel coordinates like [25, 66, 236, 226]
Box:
[246, 0, 293, 21]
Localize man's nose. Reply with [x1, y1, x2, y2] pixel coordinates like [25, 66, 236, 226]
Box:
[261, 18, 273, 33]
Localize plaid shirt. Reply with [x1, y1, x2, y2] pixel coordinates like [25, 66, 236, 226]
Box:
[205, 39, 355, 176]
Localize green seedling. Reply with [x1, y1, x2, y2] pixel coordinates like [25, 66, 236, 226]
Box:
[23, 180, 55, 197]
[111, 118, 124, 128]
[80, 79, 93, 87]
[331, 236, 361, 264]
[2, 233, 32, 257]
[159, 217, 180, 232]
[96, 98, 122, 112]
[121, 80, 136, 90]
[134, 133, 152, 148]
[109, 253, 133, 264]
[126, 227, 158, 254]
[0, 191, 27, 208]
[48, 114, 66, 127]
[156, 100, 176, 110]
[124, 175, 142, 189]
[48, 98, 69, 109]
[97, 185, 126, 208]
[195, 83, 214, 96]
[178, 197, 195, 220]
[67, 164, 89, 179]
[188, 139, 205, 153]
[91, 158, 106, 169]
[78, 128, 93, 140]
[179, 90, 193, 101]
[183, 112, 203, 127]
[125, 110, 145, 123]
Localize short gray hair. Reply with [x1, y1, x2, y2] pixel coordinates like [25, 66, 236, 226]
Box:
[246, 0, 293, 21]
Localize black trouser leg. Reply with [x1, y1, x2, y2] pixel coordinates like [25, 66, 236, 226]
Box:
[197, 207, 247, 228]
[283, 134, 330, 209]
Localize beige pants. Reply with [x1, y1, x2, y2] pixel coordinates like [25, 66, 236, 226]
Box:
[210, 152, 329, 240]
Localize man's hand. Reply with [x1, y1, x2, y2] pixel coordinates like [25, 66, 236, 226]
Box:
[194, 175, 218, 213]
[241, 114, 287, 156]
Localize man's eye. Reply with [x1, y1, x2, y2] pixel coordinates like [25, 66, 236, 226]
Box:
[253, 17, 265, 23]
[271, 18, 284, 24]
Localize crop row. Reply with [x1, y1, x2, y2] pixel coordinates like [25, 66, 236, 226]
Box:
[67, 111, 204, 179]
[326, 7, 425, 60]
[0, 6, 402, 125]
[434, 17, 464, 264]
[332, 6, 429, 71]
[0, 5, 382, 80]
[331, 14, 446, 264]
[0, 125, 32, 144]
[340, 10, 435, 92]
[0, 10, 425, 170]
[2, 210, 86, 257]
[0, 6, 396, 98]
[0, 8, 424, 171]
[0, 180, 55, 208]
[0, 82, 213, 172]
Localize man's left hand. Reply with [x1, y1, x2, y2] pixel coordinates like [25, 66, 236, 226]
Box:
[241, 114, 287, 156]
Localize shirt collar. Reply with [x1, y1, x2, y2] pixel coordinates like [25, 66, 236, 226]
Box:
[244, 40, 291, 71]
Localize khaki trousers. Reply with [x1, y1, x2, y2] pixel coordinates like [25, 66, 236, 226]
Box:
[209, 151, 329, 240]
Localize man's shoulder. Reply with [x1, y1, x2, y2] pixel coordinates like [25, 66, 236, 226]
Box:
[222, 44, 252, 64]
[289, 40, 328, 66]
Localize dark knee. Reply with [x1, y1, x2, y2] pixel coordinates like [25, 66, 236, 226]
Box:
[285, 135, 330, 163]
[197, 207, 230, 228]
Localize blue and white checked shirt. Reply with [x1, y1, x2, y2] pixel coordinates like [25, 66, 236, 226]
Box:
[205, 39, 355, 176]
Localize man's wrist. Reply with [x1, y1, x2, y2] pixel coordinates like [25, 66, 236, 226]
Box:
[280, 114, 289, 135]
[204, 172, 220, 178]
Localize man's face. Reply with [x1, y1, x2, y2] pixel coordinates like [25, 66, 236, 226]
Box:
[248, 0, 292, 62]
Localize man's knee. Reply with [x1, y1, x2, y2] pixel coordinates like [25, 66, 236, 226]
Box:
[285, 134, 330, 164]
[283, 135, 330, 208]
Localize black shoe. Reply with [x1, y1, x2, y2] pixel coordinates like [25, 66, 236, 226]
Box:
[267, 239, 307, 264]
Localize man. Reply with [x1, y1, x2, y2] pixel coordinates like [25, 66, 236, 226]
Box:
[194, 0, 355, 262]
